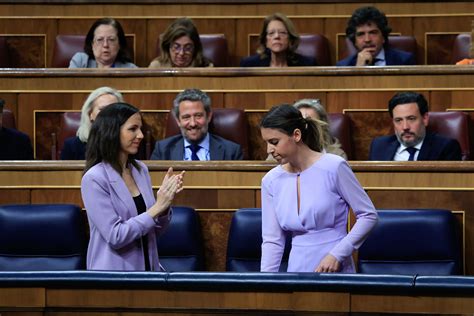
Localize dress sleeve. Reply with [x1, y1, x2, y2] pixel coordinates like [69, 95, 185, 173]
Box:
[260, 177, 286, 272]
[81, 170, 157, 250]
[329, 161, 378, 262]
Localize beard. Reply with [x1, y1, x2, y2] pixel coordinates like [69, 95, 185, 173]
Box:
[395, 129, 425, 147]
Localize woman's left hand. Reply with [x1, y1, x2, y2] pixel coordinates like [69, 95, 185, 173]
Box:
[315, 254, 341, 273]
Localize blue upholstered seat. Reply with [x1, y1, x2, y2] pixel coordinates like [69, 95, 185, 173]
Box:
[0, 204, 87, 270]
[358, 209, 462, 275]
[226, 208, 290, 272]
[157, 206, 205, 271]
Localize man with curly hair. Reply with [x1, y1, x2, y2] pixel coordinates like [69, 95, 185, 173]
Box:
[337, 6, 415, 66]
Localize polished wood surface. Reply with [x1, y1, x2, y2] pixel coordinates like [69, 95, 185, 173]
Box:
[0, 160, 473, 274]
[0, 283, 471, 315]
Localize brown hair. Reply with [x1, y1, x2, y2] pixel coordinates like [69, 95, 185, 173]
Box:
[151, 17, 211, 67]
[256, 13, 300, 63]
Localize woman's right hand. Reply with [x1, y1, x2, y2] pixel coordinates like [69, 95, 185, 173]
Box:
[148, 167, 185, 218]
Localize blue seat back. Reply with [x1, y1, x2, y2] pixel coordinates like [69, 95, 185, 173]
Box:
[358, 209, 462, 275]
[0, 204, 87, 270]
[157, 206, 205, 271]
[226, 208, 290, 272]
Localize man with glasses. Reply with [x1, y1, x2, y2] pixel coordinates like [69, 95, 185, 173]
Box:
[150, 89, 243, 160]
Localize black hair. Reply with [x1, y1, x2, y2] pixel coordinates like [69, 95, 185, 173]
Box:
[260, 103, 324, 152]
[388, 91, 429, 117]
[84, 17, 132, 64]
[84, 102, 141, 175]
[346, 6, 392, 46]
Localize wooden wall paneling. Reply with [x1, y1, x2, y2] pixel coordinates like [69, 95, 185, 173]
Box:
[2, 35, 46, 68]
[426, 32, 462, 65]
[145, 18, 174, 66]
[246, 110, 267, 160]
[325, 18, 348, 65]
[123, 92, 176, 109]
[20, 93, 88, 141]
[432, 91, 474, 109]
[0, 288, 45, 308]
[414, 16, 472, 65]
[199, 210, 233, 271]
[31, 188, 83, 206]
[326, 91, 400, 114]
[0, 18, 56, 67]
[343, 109, 391, 161]
[0, 189, 30, 204]
[235, 18, 262, 63]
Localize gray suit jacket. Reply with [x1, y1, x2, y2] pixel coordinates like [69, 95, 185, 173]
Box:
[150, 133, 243, 160]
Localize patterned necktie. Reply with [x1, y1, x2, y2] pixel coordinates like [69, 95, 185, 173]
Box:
[189, 144, 200, 161]
[407, 147, 417, 161]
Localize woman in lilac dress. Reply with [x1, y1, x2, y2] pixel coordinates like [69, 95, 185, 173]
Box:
[260, 104, 378, 273]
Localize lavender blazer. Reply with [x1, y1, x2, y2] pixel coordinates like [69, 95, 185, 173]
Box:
[81, 160, 170, 271]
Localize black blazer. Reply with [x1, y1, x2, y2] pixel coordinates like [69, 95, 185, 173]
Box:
[369, 132, 462, 161]
[61, 136, 86, 160]
[0, 127, 33, 160]
[240, 51, 317, 67]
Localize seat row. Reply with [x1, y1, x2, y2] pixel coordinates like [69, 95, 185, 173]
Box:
[0, 33, 471, 68]
[33, 108, 473, 161]
[0, 204, 462, 275]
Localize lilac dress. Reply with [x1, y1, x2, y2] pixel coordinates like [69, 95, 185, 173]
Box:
[261, 154, 378, 272]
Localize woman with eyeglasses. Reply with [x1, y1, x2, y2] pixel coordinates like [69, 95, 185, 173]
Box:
[149, 18, 212, 68]
[240, 13, 317, 67]
[69, 18, 137, 69]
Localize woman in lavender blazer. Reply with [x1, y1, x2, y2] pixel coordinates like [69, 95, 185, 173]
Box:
[259, 104, 378, 273]
[81, 102, 184, 271]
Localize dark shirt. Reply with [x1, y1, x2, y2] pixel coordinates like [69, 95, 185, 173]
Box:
[240, 50, 317, 67]
[133, 193, 151, 271]
[61, 136, 86, 160]
[0, 127, 34, 160]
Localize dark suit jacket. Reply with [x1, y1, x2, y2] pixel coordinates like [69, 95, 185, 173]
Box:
[336, 47, 416, 66]
[61, 136, 86, 160]
[150, 133, 243, 160]
[0, 127, 33, 160]
[240, 51, 317, 67]
[369, 132, 462, 161]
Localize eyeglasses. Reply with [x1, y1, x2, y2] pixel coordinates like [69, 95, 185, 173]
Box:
[171, 43, 194, 54]
[93, 37, 119, 46]
[266, 30, 289, 38]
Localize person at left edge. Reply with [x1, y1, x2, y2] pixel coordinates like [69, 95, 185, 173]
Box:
[69, 17, 137, 69]
[81, 102, 185, 270]
[0, 99, 33, 160]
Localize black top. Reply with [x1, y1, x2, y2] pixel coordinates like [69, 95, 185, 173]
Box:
[133, 194, 151, 271]
[240, 49, 317, 67]
[61, 136, 86, 160]
[0, 127, 34, 160]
